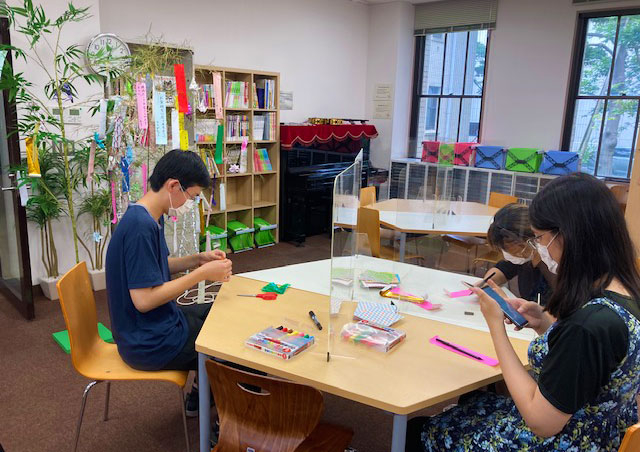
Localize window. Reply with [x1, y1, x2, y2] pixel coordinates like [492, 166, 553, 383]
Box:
[564, 10, 640, 180]
[410, 30, 489, 157]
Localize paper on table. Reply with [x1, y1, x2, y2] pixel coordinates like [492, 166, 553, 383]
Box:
[445, 289, 473, 298]
[430, 335, 498, 366]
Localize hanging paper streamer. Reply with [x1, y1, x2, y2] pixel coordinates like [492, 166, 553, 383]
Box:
[87, 140, 96, 185]
[135, 82, 148, 130]
[219, 182, 226, 211]
[16, 171, 28, 206]
[141, 163, 148, 195]
[214, 124, 224, 164]
[98, 99, 108, 139]
[153, 90, 168, 145]
[178, 112, 188, 150]
[0, 50, 8, 70]
[173, 64, 189, 113]
[94, 132, 105, 150]
[25, 136, 41, 178]
[171, 108, 180, 149]
[126, 80, 134, 97]
[111, 181, 118, 224]
[120, 156, 130, 193]
[212, 71, 224, 119]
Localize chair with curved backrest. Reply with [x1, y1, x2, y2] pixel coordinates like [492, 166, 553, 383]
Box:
[56, 262, 190, 452]
[360, 186, 376, 207]
[619, 423, 640, 452]
[610, 184, 629, 213]
[205, 360, 353, 452]
[440, 192, 518, 274]
[357, 207, 422, 262]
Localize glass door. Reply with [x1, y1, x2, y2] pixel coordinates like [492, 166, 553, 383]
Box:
[0, 17, 34, 319]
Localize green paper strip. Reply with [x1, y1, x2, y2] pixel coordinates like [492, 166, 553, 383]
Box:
[52, 322, 114, 354]
[215, 124, 224, 164]
[261, 282, 291, 294]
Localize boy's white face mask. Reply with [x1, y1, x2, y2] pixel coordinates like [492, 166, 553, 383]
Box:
[168, 186, 194, 218]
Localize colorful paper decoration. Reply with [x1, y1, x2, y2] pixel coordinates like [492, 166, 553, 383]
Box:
[87, 140, 96, 185]
[153, 90, 168, 145]
[120, 156, 130, 193]
[25, 136, 41, 178]
[98, 99, 107, 139]
[213, 72, 223, 119]
[135, 82, 148, 130]
[173, 64, 189, 113]
[214, 124, 224, 164]
[111, 180, 118, 224]
[171, 108, 180, 150]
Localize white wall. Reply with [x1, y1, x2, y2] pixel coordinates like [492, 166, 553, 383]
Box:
[365, 1, 414, 169]
[98, 0, 369, 124]
[481, 0, 639, 149]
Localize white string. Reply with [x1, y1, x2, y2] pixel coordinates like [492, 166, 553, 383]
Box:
[176, 281, 221, 305]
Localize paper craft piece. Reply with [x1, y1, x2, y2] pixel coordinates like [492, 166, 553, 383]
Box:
[390, 287, 424, 302]
[354, 302, 403, 327]
[141, 163, 148, 194]
[180, 130, 189, 151]
[135, 82, 148, 130]
[212, 72, 224, 119]
[53, 323, 114, 354]
[98, 99, 108, 138]
[219, 182, 226, 211]
[417, 301, 442, 311]
[360, 270, 400, 285]
[261, 282, 291, 294]
[87, 141, 96, 185]
[120, 157, 130, 193]
[153, 90, 168, 145]
[94, 132, 105, 150]
[25, 136, 41, 178]
[214, 124, 224, 164]
[173, 64, 189, 113]
[111, 181, 118, 224]
[171, 109, 180, 149]
[0, 50, 7, 70]
[17, 170, 28, 206]
[430, 335, 498, 366]
[445, 289, 473, 298]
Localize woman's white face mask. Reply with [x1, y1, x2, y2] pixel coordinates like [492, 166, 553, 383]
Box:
[502, 249, 532, 265]
[535, 233, 559, 274]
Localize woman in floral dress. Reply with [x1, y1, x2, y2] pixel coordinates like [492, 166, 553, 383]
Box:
[407, 173, 640, 451]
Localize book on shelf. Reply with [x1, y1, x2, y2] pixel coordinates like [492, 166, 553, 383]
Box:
[254, 79, 275, 109]
[226, 114, 249, 141]
[253, 115, 265, 141]
[254, 148, 272, 172]
[195, 118, 219, 143]
[225, 81, 249, 109]
[198, 84, 220, 112]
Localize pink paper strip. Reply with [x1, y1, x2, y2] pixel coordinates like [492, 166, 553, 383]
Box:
[417, 301, 442, 311]
[446, 289, 473, 298]
[111, 180, 118, 224]
[213, 72, 223, 119]
[430, 335, 498, 366]
[86, 141, 95, 185]
[135, 82, 148, 130]
[141, 163, 148, 194]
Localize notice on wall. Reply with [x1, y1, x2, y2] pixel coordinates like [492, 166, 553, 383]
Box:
[373, 100, 392, 119]
[374, 83, 392, 101]
[280, 91, 293, 110]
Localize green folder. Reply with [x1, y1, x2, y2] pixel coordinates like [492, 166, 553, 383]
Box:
[438, 143, 454, 167]
[200, 225, 228, 252]
[227, 220, 254, 252]
[505, 148, 542, 173]
[254, 217, 276, 247]
[52, 322, 114, 354]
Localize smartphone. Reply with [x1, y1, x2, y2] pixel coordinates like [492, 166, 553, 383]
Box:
[482, 286, 529, 328]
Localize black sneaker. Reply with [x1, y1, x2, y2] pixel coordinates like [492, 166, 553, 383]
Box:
[184, 387, 215, 418]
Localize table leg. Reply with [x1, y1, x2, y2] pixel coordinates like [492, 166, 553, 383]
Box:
[198, 352, 211, 452]
[391, 413, 407, 452]
[399, 232, 406, 263]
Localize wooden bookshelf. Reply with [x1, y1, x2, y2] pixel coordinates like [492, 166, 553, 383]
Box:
[195, 65, 280, 252]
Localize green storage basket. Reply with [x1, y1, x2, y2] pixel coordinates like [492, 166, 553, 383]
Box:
[227, 220, 254, 252]
[200, 225, 228, 252]
[438, 143, 455, 166]
[254, 217, 276, 247]
[505, 148, 542, 173]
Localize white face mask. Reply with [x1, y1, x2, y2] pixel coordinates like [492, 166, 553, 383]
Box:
[502, 249, 532, 265]
[168, 187, 194, 218]
[535, 232, 559, 274]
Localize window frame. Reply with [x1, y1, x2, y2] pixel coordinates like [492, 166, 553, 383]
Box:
[562, 8, 640, 181]
[409, 30, 491, 158]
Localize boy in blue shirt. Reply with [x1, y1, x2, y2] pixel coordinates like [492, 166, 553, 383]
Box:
[106, 150, 231, 415]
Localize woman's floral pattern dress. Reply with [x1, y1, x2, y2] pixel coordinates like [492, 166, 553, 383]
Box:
[419, 298, 640, 451]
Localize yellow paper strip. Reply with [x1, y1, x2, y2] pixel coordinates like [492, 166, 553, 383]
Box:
[25, 136, 41, 177]
[180, 130, 189, 150]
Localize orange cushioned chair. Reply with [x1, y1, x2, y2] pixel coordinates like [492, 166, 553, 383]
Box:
[205, 360, 353, 452]
[619, 422, 640, 452]
[56, 262, 190, 452]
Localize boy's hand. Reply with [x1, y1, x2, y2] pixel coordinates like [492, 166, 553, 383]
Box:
[198, 249, 227, 266]
[200, 258, 232, 282]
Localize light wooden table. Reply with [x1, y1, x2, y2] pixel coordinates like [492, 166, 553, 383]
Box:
[334, 199, 499, 262]
[195, 273, 531, 452]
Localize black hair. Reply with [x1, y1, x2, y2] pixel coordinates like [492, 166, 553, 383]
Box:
[148, 149, 210, 192]
[529, 172, 640, 319]
[487, 203, 533, 250]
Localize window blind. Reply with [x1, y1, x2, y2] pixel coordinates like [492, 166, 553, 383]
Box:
[414, 0, 498, 35]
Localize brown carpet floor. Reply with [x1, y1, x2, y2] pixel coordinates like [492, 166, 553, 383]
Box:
[0, 234, 480, 452]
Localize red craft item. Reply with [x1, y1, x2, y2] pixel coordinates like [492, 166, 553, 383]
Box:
[174, 64, 189, 113]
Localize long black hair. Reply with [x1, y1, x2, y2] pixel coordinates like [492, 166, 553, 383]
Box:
[529, 172, 640, 319]
[487, 203, 533, 250]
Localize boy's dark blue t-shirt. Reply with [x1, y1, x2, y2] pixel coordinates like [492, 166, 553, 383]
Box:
[105, 204, 188, 371]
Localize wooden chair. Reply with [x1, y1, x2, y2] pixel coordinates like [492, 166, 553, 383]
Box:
[610, 184, 629, 213]
[439, 192, 518, 273]
[56, 262, 190, 452]
[205, 360, 353, 452]
[619, 422, 640, 452]
[357, 207, 422, 262]
[360, 186, 376, 207]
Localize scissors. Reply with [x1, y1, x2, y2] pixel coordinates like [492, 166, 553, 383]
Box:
[238, 293, 278, 300]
